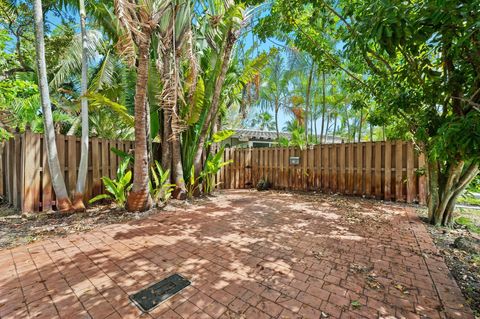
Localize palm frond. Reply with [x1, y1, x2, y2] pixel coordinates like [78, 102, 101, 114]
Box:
[50, 30, 104, 89]
[86, 92, 134, 126]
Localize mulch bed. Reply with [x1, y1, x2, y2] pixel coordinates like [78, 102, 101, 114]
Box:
[425, 214, 480, 317]
[0, 197, 209, 250]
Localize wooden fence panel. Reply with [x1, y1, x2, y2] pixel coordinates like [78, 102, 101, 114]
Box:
[0, 133, 137, 212]
[0, 135, 429, 212]
[216, 141, 426, 204]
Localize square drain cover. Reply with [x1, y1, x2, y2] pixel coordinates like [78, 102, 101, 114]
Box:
[130, 274, 191, 312]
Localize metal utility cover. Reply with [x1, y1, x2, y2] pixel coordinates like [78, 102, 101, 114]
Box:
[130, 274, 191, 312]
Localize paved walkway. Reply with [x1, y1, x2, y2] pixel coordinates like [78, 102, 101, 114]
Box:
[0, 190, 473, 319]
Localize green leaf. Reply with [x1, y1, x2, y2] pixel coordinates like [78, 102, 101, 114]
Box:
[212, 130, 235, 143]
[89, 194, 111, 204]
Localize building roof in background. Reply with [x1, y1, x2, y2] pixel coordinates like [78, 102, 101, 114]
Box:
[232, 129, 290, 141]
[232, 129, 343, 142]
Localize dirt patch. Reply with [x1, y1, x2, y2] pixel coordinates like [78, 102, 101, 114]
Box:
[0, 197, 210, 250]
[424, 209, 480, 317]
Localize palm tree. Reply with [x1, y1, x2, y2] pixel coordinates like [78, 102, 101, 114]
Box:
[72, 0, 89, 210]
[115, 0, 167, 211]
[33, 0, 73, 211]
[192, 1, 246, 177]
[157, 0, 192, 199]
[249, 111, 275, 130]
[259, 53, 291, 140]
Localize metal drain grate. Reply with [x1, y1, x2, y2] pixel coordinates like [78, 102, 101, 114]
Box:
[129, 274, 191, 312]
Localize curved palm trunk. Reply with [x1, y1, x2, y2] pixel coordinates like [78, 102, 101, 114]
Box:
[33, 0, 72, 212]
[126, 41, 152, 212]
[320, 71, 326, 144]
[73, 0, 89, 211]
[193, 30, 237, 177]
[305, 62, 315, 146]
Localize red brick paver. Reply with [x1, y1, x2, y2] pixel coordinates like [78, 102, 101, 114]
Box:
[0, 190, 473, 318]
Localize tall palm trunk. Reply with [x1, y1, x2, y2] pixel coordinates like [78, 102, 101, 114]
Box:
[73, 0, 89, 211]
[193, 29, 237, 177]
[320, 71, 326, 144]
[332, 114, 337, 142]
[305, 62, 315, 146]
[274, 97, 279, 140]
[325, 112, 331, 143]
[357, 109, 363, 142]
[33, 0, 72, 211]
[126, 41, 152, 212]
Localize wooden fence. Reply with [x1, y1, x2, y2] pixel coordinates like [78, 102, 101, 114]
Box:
[218, 141, 427, 204]
[0, 132, 134, 212]
[0, 134, 427, 213]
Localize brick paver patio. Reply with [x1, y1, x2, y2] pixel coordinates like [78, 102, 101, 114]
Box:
[0, 190, 473, 319]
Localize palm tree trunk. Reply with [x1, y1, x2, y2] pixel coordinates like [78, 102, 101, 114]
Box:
[358, 109, 363, 142]
[320, 71, 326, 144]
[126, 41, 152, 212]
[193, 29, 237, 177]
[170, 60, 186, 199]
[332, 115, 337, 142]
[161, 111, 172, 173]
[33, 0, 72, 212]
[73, 0, 89, 211]
[325, 112, 331, 143]
[305, 62, 315, 146]
[275, 98, 279, 140]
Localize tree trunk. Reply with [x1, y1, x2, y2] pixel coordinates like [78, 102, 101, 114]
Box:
[193, 29, 237, 177]
[33, 0, 72, 212]
[275, 98, 279, 140]
[161, 111, 172, 173]
[170, 73, 186, 199]
[126, 41, 152, 212]
[305, 62, 315, 146]
[66, 117, 80, 136]
[357, 109, 363, 143]
[320, 71, 326, 144]
[427, 159, 479, 226]
[325, 112, 331, 143]
[73, 0, 89, 211]
[369, 123, 373, 142]
[332, 115, 337, 142]
[171, 133, 186, 199]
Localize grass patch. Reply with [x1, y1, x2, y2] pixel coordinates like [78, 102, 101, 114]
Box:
[457, 196, 480, 206]
[455, 216, 480, 234]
